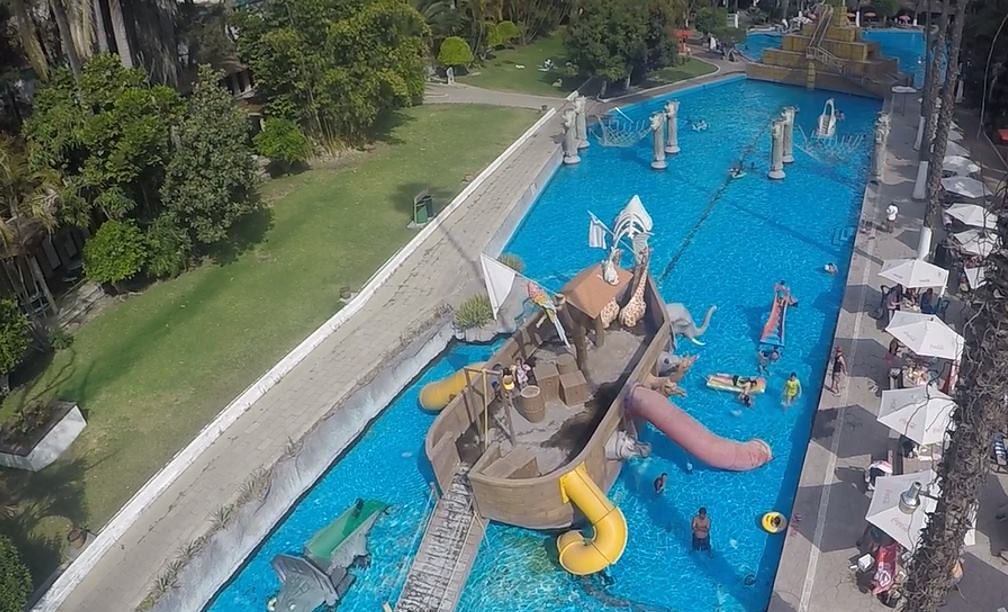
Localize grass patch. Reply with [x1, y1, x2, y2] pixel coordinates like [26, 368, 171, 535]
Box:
[0, 103, 536, 584]
[641, 58, 719, 88]
[460, 30, 578, 97]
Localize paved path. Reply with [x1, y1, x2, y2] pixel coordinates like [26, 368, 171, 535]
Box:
[771, 98, 1008, 610]
[56, 110, 563, 611]
[425, 83, 565, 109]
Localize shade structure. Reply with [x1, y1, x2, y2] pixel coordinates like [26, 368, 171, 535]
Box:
[878, 258, 949, 289]
[942, 155, 979, 175]
[877, 385, 956, 446]
[954, 229, 1001, 257]
[963, 266, 986, 290]
[946, 203, 998, 229]
[866, 470, 976, 551]
[944, 140, 970, 157]
[885, 311, 964, 360]
[942, 176, 994, 199]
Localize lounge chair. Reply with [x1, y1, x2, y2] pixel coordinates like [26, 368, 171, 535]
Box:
[993, 433, 1008, 473]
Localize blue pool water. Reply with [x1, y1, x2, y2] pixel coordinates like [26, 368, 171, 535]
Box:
[740, 29, 926, 86]
[209, 77, 880, 611]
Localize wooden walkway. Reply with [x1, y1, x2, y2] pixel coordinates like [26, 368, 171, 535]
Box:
[394, 469, 486, 612]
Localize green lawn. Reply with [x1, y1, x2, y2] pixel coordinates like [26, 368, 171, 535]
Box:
[460, 30, 578, 97]
[641, 58, 719, 88]
[0, 104, 535, 584]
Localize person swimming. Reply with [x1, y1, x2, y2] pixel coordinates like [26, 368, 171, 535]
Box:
[783, 372, 802, 407]
[824, 263, 838, 275]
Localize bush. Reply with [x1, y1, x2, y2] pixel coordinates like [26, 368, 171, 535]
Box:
[48, 328, 74, 351]
[488, 21, 521, 48]
[144, 215, 192, 279]
[695, 7, 728, 35]
[0, 536, 31, 612]
[253, 118, 310, 172]
[497, 253, 525, 273]
[454, 294, 493, 329]
[717, 26, 745, 45]
[0, 300, 31, 376]
[84, 220, 147, 285]
[438, 36, 474, 68]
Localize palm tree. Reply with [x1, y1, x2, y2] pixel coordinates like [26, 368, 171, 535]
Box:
[9, 0, 50, 80]
[49, 0, 83, 79]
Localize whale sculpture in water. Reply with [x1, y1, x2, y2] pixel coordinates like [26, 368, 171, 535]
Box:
[666, 303, 717, 345]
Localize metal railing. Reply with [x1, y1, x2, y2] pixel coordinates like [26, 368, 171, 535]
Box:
[433, 508, 485, 612]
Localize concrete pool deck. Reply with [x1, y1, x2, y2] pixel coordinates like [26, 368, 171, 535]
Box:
[770, 99, 1008, 610]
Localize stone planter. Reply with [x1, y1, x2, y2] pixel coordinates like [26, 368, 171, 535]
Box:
[0, 402, 85, 471]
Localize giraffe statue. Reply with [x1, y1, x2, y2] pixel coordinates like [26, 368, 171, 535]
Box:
[619, 248, 650, 328]
[599, 248, 622, 328]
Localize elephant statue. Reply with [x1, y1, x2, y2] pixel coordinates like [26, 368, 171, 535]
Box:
[666, 303, 717, 345]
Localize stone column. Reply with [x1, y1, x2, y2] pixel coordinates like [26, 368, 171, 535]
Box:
[562, 109, 581, 165]
[664, 100, 680, 154]
[871, 112, 890, 182]
[574, 96, 589, 150]
[650, 112, 667, 170]
[768, 119, 785, 180]
[781, 106, 796, 164]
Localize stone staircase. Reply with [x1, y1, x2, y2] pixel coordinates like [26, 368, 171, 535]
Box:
[394, 469, 486, 612]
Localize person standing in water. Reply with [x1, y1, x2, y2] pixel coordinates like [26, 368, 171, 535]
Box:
[691, 507, 712, 556]
[783, 372, 802, 407]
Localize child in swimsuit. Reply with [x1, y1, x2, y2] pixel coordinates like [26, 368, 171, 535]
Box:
[783, 372, 801, 407]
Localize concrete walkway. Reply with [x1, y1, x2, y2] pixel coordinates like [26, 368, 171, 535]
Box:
[54, 111, 564, 611]
[424, 82, 565, 109]
[771, 99, 1008, 610]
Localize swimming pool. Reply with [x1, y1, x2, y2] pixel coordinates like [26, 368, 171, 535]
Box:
[207, 77, 879, 612]
[740, 29, 927, 87]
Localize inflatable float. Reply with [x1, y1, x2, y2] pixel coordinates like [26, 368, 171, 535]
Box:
[626, 385, 772, 471]
[418, 362, 484, 410]
[762, 512, 786, 534]
[556, 463, 628, 575]
[706, 374, 766, 394]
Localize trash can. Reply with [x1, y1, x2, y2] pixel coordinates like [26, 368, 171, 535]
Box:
[413, 191, 433, 225]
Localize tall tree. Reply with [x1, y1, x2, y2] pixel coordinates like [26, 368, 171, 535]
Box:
[565, 0, 649, 93]
[9, 0, 49, 79]
[233, 0, 429, 147]
[107, 0, 132, 68]
[902, 201, 1008, 610]
[49, 0, 83, 79]
[161, 65, 258, 246]
[919, 0, 950, 166]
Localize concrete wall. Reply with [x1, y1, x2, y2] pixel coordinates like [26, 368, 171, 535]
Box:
[0, 405, 84, 471]
[151, 318, 456, 612]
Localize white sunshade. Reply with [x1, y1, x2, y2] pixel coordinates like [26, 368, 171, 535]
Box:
[942, 176, 994, 200]
[945, 140, 970, 157]
[866, 470, 976, 551]
[954, 229, 1001, 258]
[946, 203, 998, 229]
[963, 266, 987, 290]
[942, 155, 979, 176]
[886, 311, 964, 360]
[878, 258, 949, 289]
[877, 385, 956, 446]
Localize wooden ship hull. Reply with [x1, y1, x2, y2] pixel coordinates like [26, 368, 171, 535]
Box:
[425, 265, 669, 530]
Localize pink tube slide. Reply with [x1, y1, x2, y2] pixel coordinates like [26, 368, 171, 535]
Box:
[627, 385, 772, 471]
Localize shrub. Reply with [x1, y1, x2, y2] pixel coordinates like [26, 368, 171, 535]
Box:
[488, 21, 521, 48]
[695, 7, 728, 35]
[454, 294, 493, 329]
[438, 36, 474, 68]
[497, 253, 525, 273]
[84, 220, 147, 285]
[48, 328, 74, 351]
[145, 214, 192, 279]
[716, 26, 745, 46]
[253, 118, 310, 172]
[0, 536, 30, 612]
[0, 300, 31, 376]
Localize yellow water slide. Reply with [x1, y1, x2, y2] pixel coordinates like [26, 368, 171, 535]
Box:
[418, 362, 484, 411]
[555, 463, 628, 575]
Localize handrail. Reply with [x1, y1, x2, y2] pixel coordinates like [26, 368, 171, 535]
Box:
[434, 509, 484, 612]
[387, 485, 439, 606]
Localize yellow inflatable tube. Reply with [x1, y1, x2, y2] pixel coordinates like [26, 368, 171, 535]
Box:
[419, 362, 484, 411]
[556, 463, 628, 575]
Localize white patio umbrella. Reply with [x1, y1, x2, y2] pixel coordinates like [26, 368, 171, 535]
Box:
[954, 229, 1001, 258]
[942, 176, 994, 200]
[963, 266, 986, 290]
[886, 311, 964, 360]
[942, 155, 980, 176]
[944, 140, 970, 157]
[866, 470, 975, 550]
[878, 258, 949, 289]
[946, 203, 998, 229]
[877, 385, 956, 446]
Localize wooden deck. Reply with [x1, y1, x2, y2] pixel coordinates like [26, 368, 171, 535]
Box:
[394, 469, 486, 612]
